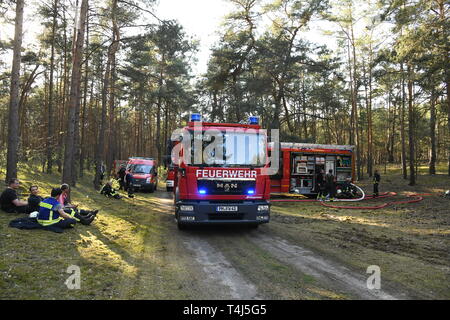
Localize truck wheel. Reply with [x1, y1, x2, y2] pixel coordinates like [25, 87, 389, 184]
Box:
[177, 222, 187, 230]
[248, 224, 259, 229]
[149, 184, 155, 193]
[174, 187, 180, 206]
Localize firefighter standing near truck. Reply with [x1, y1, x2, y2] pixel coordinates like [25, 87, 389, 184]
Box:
[124, 171, 135, 198]
[324, 169, 336, 201]
[373, 170, 381, 197]
[117, 166, 126, 190]
[315, 169, 325, 200]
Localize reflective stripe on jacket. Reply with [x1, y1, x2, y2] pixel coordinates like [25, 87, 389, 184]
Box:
[67, 208, 80, 222]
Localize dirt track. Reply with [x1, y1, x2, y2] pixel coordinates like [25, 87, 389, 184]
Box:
[145, 191, 407, 300]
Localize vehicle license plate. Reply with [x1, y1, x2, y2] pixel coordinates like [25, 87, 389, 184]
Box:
[216, 206, 238, 212]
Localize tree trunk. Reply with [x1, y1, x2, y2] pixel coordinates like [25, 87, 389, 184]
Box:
[156, 65, 163, 163]
[62, 0, 88, 185]
[400, 63, 408, 179]
[46, 0, 58, 174]
[6, 0, 24, 183]
[447, 80, 450, 176]
[107, 52, 118, 175]
[429, 92, 436, 175]
[79, 14, 90, 178]
[94, 0, 119, 189]
[348, 24, 361, 180]
[407, 64, 415, 186]
[367, 53, 373, 177]
[18, 64, 41, 152]
[57, 9, 69, 174]
[388, 92, 397, 163]
[94, 59, 111, 189]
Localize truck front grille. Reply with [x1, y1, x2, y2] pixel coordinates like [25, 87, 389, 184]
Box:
[208, 213, 244, 220]
[132, 178, 147, 184]
[197, 180, 256, 195]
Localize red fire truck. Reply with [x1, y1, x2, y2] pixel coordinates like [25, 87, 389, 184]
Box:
[125, 157, 158, 192]
[170, 114, 271, 230]
[269, 142, 355, 195]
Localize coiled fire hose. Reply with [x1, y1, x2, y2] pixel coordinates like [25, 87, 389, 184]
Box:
[271, 183, 369, 202]
[271, 183, 432, 210]
[320, 193, 431, 210]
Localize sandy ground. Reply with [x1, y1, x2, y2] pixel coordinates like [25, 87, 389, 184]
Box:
[134, 191, 419, 300]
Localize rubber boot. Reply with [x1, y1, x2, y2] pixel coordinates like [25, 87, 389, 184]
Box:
[79, 214, 95, 225]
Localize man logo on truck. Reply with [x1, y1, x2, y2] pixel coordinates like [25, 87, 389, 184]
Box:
[216, 183, 238, 191]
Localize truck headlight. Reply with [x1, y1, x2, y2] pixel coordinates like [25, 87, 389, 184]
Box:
[146, 178, 151, 183]
[180, 205, 194, 211]
[257, 205, 269, 212]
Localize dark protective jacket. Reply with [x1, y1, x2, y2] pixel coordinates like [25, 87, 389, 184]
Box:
[316, 172, 324, 185]
[37, 197, 62, 226]
[373, 173, 381, 183]
[118, 167, 126, 179]
[325, 173, 335, 186]
[28, 195, 43, 213]
[100, 184, 118, 197]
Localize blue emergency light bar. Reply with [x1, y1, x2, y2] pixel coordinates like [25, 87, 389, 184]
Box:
[191, 113, 202, 122]
[198, 189, 207, 195]
[249, 116, 259, 125]
[247, 189, 255, 195]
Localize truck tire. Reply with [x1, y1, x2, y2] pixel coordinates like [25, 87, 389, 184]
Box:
[248, 224, 259, 229]
[174, 187, 180, 206]
[177, 222, 188, 230]
[149, 183, 155, 193]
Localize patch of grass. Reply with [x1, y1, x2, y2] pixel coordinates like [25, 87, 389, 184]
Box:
[0, 164, 199, 299]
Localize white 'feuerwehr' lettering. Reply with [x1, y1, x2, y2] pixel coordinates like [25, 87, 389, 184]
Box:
[196, 169, 257, 179]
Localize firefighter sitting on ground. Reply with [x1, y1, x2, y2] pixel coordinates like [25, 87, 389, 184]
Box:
[100, 181, 122, 199]
[37, 188, 94, 228]
[59, 183, 98, 224]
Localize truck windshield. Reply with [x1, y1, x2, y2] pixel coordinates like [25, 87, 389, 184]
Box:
[129, 164, 153, 174]
[189, 130, 267, 168]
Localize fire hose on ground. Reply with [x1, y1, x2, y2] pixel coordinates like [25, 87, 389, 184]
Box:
[270, 183, 433, 210]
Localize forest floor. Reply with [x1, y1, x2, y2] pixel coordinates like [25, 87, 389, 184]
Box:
[0, 163, 449, 300]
